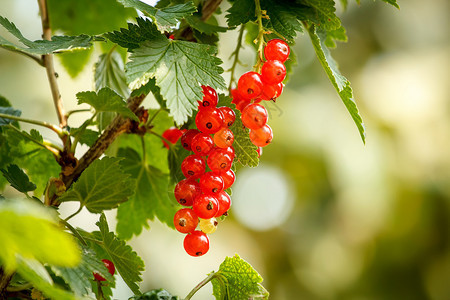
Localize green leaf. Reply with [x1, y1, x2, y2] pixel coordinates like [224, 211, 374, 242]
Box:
[307, 25, 365, 143]
[96, 214, 145, 294]
[58, 48, 93, 78]
[117, 0, 196, 32]
[70, 127, 100, 147]
[0, 164, 36, 193]
[105, 17, 166, 51]
[297, 0, 341, 30]
[381, 0, 399, 9]
[0, 198, 80, 272]
[226, 0, 256, 27]
[130, 289, 179, 300]
[324, 25, 347, 48]
[185, 15, 228, 34]
[0, 16, 97, 55]
[212, 254, 269, 300]
[0, 106, 21, 126]
[51, 245, 115, 297]
[76, 87, 138, 121]
[95, 50, 130, 98]
[127, 39, 226, 125]
[58, 157, 135, 213]
[261, 0, 304, 43]
[168, 143, 191, 184]
[116, 147, 177, 239]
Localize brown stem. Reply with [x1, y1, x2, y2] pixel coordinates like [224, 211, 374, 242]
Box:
[0, 267, 14, 298]
[201, 0, 223, 21]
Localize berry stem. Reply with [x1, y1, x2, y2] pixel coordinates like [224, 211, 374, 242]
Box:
[66, 109, 91, 119]
[64, 204, 83, 222]
[0, 113, 65, 137]
[184, 272, 219, 300]
[140, 136, 147, 164]
[228, 25, 245, 91]
[254, 0, 265, 73]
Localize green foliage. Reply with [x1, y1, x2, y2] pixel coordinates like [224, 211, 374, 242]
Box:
[58, 157, 135, 213]
[69, 127, 100, 147]
[212, 254, 269, 300]
[0, 164, 36, 193]
[94, 50, 130, 98]
[130, 289, 179, 300]
[0, 106, 21, 126]
[226, 0, 256, 27]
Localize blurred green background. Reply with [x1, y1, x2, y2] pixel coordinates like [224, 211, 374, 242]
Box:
[1, 0, 449, 299]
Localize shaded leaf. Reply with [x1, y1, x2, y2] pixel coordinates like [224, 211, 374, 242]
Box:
[261, 0, 304, 43]
[0, 106, 21, 126]
[0, 164, 36, 193]
[130, 289, 179, 299]
[185, 15, 228, 34]
[94, 50, 130, 98]
[297, 0, 341, 30]
[58, 48, 93, 78]
[70, 127, 100, 147]
[226, 0, 256, 27]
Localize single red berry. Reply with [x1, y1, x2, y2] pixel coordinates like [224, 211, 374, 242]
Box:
[261, 60, 286, 84]
[183, 230, 209, 257]
[198, 85, 218, 108]
[249, 124, 273, 147]
[264, 39, 290, 62]
[213, 128, 234, 148]
[215, 191, 231, 217]
[241, 103, 268, 130]
[261, 82, 283, 101]
[199, 172, 224, 194]
[219, 106, 236, 127]
[221, 169, 235, 189]
[169, 34, 175, 40]
[174, 178, 202, 206]
[191, 133, 214, 156]
[224, 146, 235, 160]
[162, 127, 184, 149]
[181, 155, 206, 178]
[207, 148, 233, 173]
[231, 88, 251, 111]
[195, 107, 224, 134]
[174, 208, 199, 233]
[193, 194, 219, 219]
[237, 72, 263, 101]
[93, 259, 115, 281]
[180, 129, 200, 151]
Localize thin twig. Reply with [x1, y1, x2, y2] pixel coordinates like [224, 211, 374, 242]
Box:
[228, 25, 245, 90]
[184, 272, 218, 300]
[0, 113, 64, 136]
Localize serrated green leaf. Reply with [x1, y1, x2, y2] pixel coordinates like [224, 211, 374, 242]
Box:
[324, 25, 347, 48]
[51, 245, 115, 297]
[261, 0, 304, 43]
[0, 106, 21, 126]
[58, 157, 135, 213]
[127, 39, 226, 125]
[116, 147, 177, 239]
[70, 127, 100, 147]
[307, 25, 365, 143]
[95, 51, 130, 98]
[117, 0, 196, 32]
[212, 254, 269, 300]
[226, 0, 256, 27]
[58, 48, 93, 78]
[381, 0, 399, 9]
[96, 214, 145, 294]
[0, 198, 80, 272]
[129, 288, 180, 300]
[297, 0, 341, 30]
[76, 87, 138, 121]
[185, 15, 228, 34]
[0, 16, 97, 55]
[1, 164, 36, 193]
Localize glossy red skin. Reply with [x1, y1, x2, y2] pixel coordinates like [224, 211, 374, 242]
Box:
[264, 39, 290, 62]
[93, 259, 115, 281]
[249, 124, 273, 147]
[237, 72, 263, 101]
[195, 107, 224, 134]
[174, 178, 202, 206]
[191, 133, 214, 156]
[261, 82, 283, 101]
[219, 106, 236, 127]
[181, 155, 206, 178]
[220, 169, 235, 189]
[183, 230, 209, 256]
[198, 85, 218, 108]
[213, 128, 234, 148]
[215, 191, 231, 217]
[241, 103, 268, 130]
[180, 129, 200, 151]
[162, 127, 185, 149]
[193, 194, 219, 219]
[174, 208, 199, 233]
[261, 60, 286, 84]
[207, 148, 233, 173]
[199, 172, 224, 194]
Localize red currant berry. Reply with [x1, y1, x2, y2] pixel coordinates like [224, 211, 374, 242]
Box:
[237, 72, 263, 101]
[207, 148, 233, 173]
[224, 146, 235, 160]
[181, 155, 206, 178]
[195, 107, 224, 134]
[219, 106, 236, 127]
[199, 172, 224, 194]
[213, 128, 234, 148]
[261, 60, 286, 84]
[174, 208, 199, 233]
[249, 124, 273, 147]
[93, 259, 115, 281]
[198, 85, 218, 108]
[264, 39, 290, 62]
[183, 230, 209, 257]
[261, 82, 283, 101]
[191, 133, 214, 156]
[193, 194, 219, 219]
[180, 129, 200, 151]
[215, 191, 231, 217]
[162, 127, 184, 149]
[174, 178, 201, 206]
[256, 147, 263, 158]
[221, 169, 235, 189]
[241, 103, 268, 130]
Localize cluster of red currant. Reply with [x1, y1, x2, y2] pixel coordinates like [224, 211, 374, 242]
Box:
[231, 39, 290, 152]
[165, 86, 237, 257]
